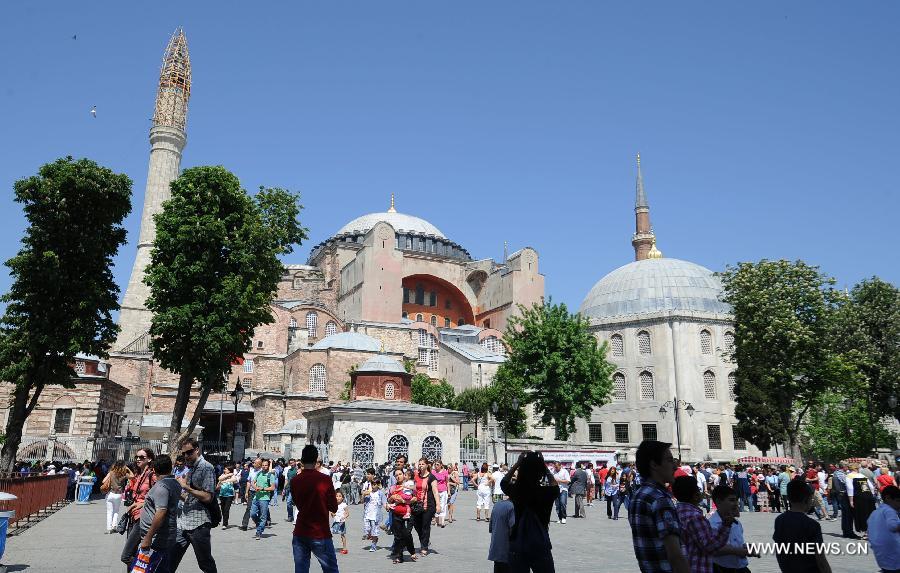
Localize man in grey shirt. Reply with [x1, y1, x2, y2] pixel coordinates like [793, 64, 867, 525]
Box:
[569, 463, 589, 518]
[138, 455, 181, 571]
[170, 437, 218, 572]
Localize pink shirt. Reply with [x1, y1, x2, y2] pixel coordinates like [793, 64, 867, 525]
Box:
[432, 469, 449, 493]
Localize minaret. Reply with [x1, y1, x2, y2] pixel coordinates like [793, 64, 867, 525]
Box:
[631, 153, 657, 261]
[116, 29, 191, 349]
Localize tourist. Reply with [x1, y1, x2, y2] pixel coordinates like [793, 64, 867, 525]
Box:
[867, 484, 900, 573]
[672, 476, 734, 571]
[237, 462, 250, 505]
[597, 463, 609, 503]
[832, 464, 857, 539]
[569, 462, 588, 518]
[102, 460, 133, 534]
[431, 460, 450, 527]
[239, 458, 262, 530]
[350, 462, 365, 505]
[804, 461, 829, 521]
[361, 475, 383, 552]
[488, 494, 515, 572]
[135, 455, 181, 573]
[709, 485, 757, 572]
[604, 467, 622, 520]
[475, 463, 494, 521]
[447, 463, 460, 524]
[462, 461, 470, 491]
[387, 476, 417, 563]
[628, 440, 688, 573]
[413, 457, 441, 556]
[846, 462, 877, 539]
[250, 459, 276, 540]
[500, 451, 559, 572]
[120, 448, 157, 568]
[733, 466, 753, 513]
[290, 444, 339, 573]
[170, 437, 218, 573]
[492, 463, 507, 503]
[551, 461, 570, 524]
[772, 480, 833, 573]
[777, 465, 791, 511]
[284, 458, 299, 522]
[766, 467, 782, 513]
[694, 463, 709, 514]
[585, 462, 595, 506]
[215, 463, 238, 530]
[877, 466, 897, 491]
[330, 490, 349, 555]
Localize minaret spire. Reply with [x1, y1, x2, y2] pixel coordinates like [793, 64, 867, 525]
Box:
[116, 29, 191, 349]
[387, 193, 397, 213]
[631, 152, 657, 261]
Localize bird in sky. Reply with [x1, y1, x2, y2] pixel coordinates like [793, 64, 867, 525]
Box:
[90, 106, 96, 118]
[72, 34, 77, 40]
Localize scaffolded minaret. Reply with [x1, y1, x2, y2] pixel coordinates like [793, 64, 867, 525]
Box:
[116, 29, 191, 350]
[631, 153, 659, 261]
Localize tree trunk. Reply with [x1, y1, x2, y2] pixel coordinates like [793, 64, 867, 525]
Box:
[168, 372, 194, 457]
[175, 384, 212, 448]
[787, 431, 803, 464]
[0, 384, 32, 473]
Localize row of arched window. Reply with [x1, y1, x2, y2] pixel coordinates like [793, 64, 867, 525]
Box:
[351, 433, 444, 467]
[611, 370, 737, 401]
[288, 312, 338, 338]
[609, 328, 735, 358]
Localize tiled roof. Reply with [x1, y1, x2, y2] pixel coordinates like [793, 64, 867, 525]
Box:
[328, 400, 465, 415]
[357, 355, 407, 374]
[441, 341, 506, 363]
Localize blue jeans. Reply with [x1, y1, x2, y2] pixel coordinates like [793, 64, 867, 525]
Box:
[250, 498, 270, 536]
[285, 490, 294, 521]
[462, 475, 470, 491]
[292, 535, 339, 573]
[555, 490, 568, 520]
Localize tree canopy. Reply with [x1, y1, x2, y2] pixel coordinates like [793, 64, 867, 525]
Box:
[410, 373, 455, 409]
[0, 157, 132, 471]
[145, 167, 307, 449]
[493, 300, 614, 440]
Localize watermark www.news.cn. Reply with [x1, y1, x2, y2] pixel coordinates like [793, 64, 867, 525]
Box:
[747, 542, 869, 556]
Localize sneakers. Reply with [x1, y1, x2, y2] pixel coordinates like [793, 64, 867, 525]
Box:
[254, 534, 261, 540]
[239, 526, 248, 531]
[369, 544, 377, 552]
[560, 518, 566, 524]
[340, 549, 348, 555]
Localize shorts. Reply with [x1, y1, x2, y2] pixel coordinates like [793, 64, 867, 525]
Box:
[364, 519, 379, 537]
[477, 490, 491, 509]
[331, 521, 346, 535]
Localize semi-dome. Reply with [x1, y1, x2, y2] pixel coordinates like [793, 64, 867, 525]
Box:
[312, 332, 381, 352]
[336, 211, 445, 239]
[357, 354, 407, 374]
[580, 258, 731, 321]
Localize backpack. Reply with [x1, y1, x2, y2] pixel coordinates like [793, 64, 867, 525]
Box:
[508, 501, 552, 563]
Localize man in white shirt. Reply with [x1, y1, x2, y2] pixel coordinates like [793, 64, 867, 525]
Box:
[240, 458, 263, 531]
[552, 462, 570, 524]
[868, 485, 900, 572]
[491, 464, 507, 503]
[695, 465, 709, 514]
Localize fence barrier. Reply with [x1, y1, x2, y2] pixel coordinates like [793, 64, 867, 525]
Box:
[0, 474, 68, 526]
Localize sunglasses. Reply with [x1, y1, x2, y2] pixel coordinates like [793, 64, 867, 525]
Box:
[181, 447, 197, 456]
[135, 455, 147, 461]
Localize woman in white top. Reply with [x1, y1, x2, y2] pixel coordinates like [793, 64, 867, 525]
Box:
[604, 467, 623, 520]
[474, 463, 494, 521]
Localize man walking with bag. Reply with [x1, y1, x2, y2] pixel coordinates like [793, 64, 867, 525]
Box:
[170, 438, 218, 573]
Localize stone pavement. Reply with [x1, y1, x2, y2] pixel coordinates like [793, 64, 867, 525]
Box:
[3, 492, 876, 572]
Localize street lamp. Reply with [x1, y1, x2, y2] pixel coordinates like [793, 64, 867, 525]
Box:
[229, 377, 245, 458]
[658, 398, 695, 461]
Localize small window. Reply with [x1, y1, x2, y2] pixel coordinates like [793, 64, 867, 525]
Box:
[403, 287, 411, 304]
[724, 331, 735, 354]
[703, 370, 717, 399]
[610, 334, 624, 357]
[325, 321, 338, 337]
[74, 360, 86, 375]
[700, 329, 712, 354]
[402, 311, 409, 319]
[641, 423, 658, 441]
[385, 383, 395, 400]
[243, 359, 254, 374]
[289, 317, 297, 328]
[444, 318, 451, 328]
[707, 425, 722, 449]
[429, 292, 437, 307]
[306, 312, 318, 336]
[309, 364, 326, 392]
[418, 348, 429, 366]
[588, 423, 603, 442]
[732, 425, 746, 450]
[415, 284, 425, 305]
[728, 372, 737, 400]
[637, 331, 651, 355]
[430, 316, 437, 327]
[257, 340, 264, 349]
[613, 373, 626, 401]
[405, 237, 413, 250]
[458, 318, 465, 326]
[54, 409, 73, 434]
[416, 313, 424, 323]
[614, 423, 629, 443]
[639, 371, 654, 400]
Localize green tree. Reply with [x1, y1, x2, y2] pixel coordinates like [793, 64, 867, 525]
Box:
[494, 300, 615, 440]
[0, 158, 131, 471]
[452, 386, 495, 425]
[145, 167, 306, 451]
[720, 260, 844, 461]
[410, 373, 456, 409]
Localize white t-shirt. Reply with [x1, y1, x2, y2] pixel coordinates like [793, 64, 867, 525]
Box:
[492, 471, 506, 495]
[817, 470, 828, 491]
[362, 486, 383, 521]
[696, 470, 708, 492]
[333, 501, 348, 523]
[554, 469, 571, 492]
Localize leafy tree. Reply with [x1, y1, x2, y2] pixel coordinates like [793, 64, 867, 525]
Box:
[452, 386, 495, 425]
[145, 167, 306, 451]
[0, 158, 131, 471]
[410, 373, 455, 409]
[720, 260, 844, 462]
[494, 300, 615, 440]
[338, 365, 357, 401]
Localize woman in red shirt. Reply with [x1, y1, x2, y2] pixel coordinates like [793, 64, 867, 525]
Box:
[387, 470, 417, 563]
[119, 448, 157, 567]
[413, 458, 441, 556]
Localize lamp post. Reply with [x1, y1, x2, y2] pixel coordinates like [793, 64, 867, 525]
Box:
[217, 377, 226, 450]
[658, 398, 695, 461]
[229, 377, 245, 457]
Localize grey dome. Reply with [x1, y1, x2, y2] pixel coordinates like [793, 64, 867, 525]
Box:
[357, 355, 407, 374]
[336, 211, 445, 239]
[312, 332, 381, 352]
[580, 258, 731, 321]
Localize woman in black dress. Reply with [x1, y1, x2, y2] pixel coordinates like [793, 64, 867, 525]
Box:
[846, 463, 876, 538]
[500, 451, 560, 573]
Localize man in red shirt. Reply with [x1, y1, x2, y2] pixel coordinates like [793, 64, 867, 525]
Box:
[804, 461, 830, 521]
[291, 445, 339, 573]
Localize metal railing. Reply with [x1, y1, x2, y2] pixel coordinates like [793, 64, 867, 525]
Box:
[0, 473, 68, 527]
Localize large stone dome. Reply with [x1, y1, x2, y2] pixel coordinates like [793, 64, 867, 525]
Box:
[580, 258, 731, 321]
[336, 211, 445, 239]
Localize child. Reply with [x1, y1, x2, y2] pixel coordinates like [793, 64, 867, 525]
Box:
[709, 485, 758, 573]
[772, 480, 832, 573]
[362, 478, 384, 552]
[672, 476, 735, 572]
[330, 490, 349, 555]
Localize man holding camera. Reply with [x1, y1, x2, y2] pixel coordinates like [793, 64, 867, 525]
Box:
[170, 438, 218, 573]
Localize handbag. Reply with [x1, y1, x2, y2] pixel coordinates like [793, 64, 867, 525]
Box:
[116, 511, 133, 535]
[409, 499, 425, 516]
[130, 548, 165, 573]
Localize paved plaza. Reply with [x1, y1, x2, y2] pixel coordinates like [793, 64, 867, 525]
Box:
[4, 491, 876, 572]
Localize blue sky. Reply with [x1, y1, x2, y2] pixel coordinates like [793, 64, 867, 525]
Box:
[1, 2, 897, 315]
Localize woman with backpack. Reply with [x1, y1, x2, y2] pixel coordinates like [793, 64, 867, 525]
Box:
[500, 451, 559, 573]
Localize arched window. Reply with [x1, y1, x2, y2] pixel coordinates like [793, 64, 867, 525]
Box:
[325, 321, 338, 337]
[637, 330, 651, 355]
[387, 435, 409, 462]
[385, 382, 395, 400]
[430, 315, 437, 327]
[421, 435, 443, 462]
[613, 373, 626, 401]
[610, 334, 624, 357]
[704, 370, 717, 399]
[639, 371, 655, 400]
[289, 317, 297, 328]
[724, 331, 735, 354]
[728, 372, 737, 400]
[306, 312, 318, 336]
[481, 336, 505, 356]
[352, 433, 375, 468]
[700, 329, 712, 354]
[416, 313, 424, 323]
[74, 360, 86, 375]
[308, 363, 326, 392]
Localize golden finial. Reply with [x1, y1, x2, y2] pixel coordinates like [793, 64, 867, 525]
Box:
[636, 152, 641, 167]
[387, 193, 397, 213]
[647, 236, 663, 259]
